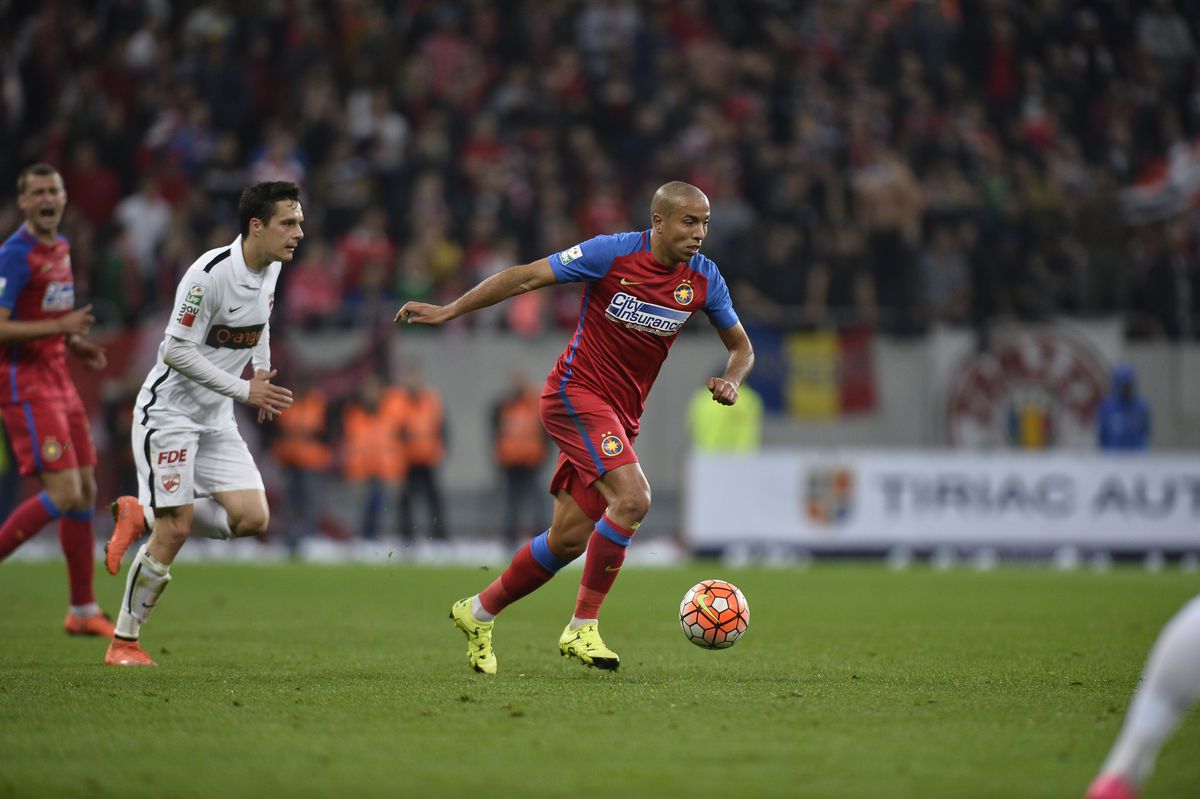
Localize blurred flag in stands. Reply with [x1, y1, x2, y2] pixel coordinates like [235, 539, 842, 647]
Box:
[746, 326, 877, 419]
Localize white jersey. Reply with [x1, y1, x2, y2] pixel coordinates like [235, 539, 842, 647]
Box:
[135, 235, 279, 431]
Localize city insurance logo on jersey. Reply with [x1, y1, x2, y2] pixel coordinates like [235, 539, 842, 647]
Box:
[605, 292, 691, 336]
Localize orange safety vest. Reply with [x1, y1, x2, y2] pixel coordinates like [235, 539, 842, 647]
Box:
[341, 392, 406, 482]
[403, 389, 445, 467]
[272, 391, 332, 470]
[495, 391, 547, 468]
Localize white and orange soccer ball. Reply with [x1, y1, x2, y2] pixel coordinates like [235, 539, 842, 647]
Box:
[679, 579, 749, 649]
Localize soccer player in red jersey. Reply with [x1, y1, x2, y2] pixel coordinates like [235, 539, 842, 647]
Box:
[396, 181, 754, 673]
[0, 163, 114, 637]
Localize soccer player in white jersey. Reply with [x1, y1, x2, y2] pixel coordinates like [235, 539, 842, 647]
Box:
[1085, 593, 1200, 799]
[101, 181, 300, 666]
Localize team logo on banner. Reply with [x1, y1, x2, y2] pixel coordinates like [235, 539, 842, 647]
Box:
[673, 281, 694, 305]
[600, 434, 623, 457]
[41, 436, 62, 462]
[161, 472, 181, 494]
[943, 327, 1108, 448]
[805, 467, 855, 527]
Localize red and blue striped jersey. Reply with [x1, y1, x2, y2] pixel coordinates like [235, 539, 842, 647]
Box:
[547, 230, 739, 435]
[0, 227, 77, 401]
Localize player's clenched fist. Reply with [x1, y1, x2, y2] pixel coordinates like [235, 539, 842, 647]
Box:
[707, 377, 739, 406]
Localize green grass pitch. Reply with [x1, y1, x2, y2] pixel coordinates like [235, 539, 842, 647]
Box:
[1, 561, 1197, 798]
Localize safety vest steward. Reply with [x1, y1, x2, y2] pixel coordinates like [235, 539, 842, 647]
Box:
[495, 392, 546, 468]
[272, 392, 332, 470]
[403, 389, 444, 467]
[341, 394, 406, 482]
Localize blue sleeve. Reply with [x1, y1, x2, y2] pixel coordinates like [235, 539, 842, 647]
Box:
[0, 244, 31, 311]
[698, 258, 740, 329]
[549, 233, 640, 283]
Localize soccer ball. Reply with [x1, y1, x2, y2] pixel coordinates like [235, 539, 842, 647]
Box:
[679, 579, 749, 649]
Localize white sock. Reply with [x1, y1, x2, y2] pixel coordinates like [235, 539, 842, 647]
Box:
[69, 603, 101, 617]
[114, 544, 172, 640]
[191, 498, 234, 540]
[1099, 594, 1200, 786]
[569, 616, 597, 631]
[471, 595, 495, 622]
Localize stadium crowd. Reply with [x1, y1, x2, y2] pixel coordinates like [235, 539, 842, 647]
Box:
[2, 0, 1199, 344]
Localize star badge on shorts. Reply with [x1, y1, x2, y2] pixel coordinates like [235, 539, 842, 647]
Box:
[600, 433, 623, 457]
[673, 281, 694, 305]
[41, 436, 62, 462]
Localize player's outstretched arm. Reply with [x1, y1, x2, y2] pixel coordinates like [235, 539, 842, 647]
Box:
[395, 259, 556, 326]
[0, 304, 94, 343]
[707, 322, 755, 406]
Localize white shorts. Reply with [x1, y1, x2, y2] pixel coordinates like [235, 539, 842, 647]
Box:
[132, 419, 264, 509]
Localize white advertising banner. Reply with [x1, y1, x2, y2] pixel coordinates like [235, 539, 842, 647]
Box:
[686, 450, 1200, 549]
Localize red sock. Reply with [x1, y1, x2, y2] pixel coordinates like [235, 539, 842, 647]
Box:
[479, 531, 568, 616]
[0, 492, 60, 560]
[574, 514, 635, 620]
[59, 512, 95, 606]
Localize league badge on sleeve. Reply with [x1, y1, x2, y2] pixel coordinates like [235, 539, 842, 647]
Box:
[559, 245, 584, 266]
[176, 284, 205, 328]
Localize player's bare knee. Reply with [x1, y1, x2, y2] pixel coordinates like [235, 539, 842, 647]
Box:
[611, 486, 651, 524]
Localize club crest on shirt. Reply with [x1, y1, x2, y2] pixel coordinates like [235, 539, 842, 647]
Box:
[600, 434, 623, 457]
[605, 292, 691, 336]
[161, 472, 181, 494]
[673, 281, 694, 305]
[41, 436, 62, 462]
[559, 245, 584, 266]
[176, 284, 205, 328]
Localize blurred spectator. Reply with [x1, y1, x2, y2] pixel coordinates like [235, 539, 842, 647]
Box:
[340, 372, 405, 542]
[1131, 215, 1198, 340]
[337, 207, 396, 317]
[282, 237, 343, 330]
[114, 177, 172, 288]
[271, 371, 333, 555]
[1097, 363, 1152, 451]
[917, 222, 972, 327]
[62, 141, 122, 229]
[397, 361, 448, 544]
[491, 369, 550, 548]
[686, 373, 763, 453]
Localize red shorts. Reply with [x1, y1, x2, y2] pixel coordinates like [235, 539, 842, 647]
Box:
[541, 384, 639, 521]
[1, 392, 96, 477]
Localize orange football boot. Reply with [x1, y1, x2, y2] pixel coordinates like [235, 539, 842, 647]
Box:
[106, 496, 147, 575]
[104, 638, 157, 667]
[63, 612, 115, 637]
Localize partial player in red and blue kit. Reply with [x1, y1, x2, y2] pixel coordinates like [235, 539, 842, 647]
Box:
[396, 181, 754, 674]
[0, 163, 114, 637]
